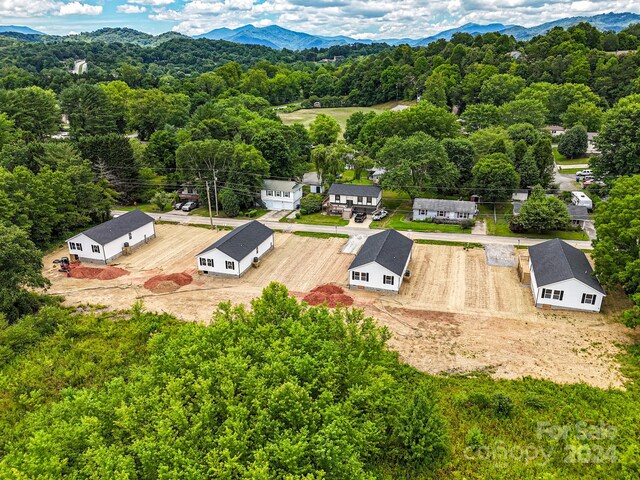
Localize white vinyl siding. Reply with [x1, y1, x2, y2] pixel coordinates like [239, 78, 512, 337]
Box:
[197, 234, 274, 277]
[66, 222, 155, 264]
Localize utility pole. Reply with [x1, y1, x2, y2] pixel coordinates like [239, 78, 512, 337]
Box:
[205, 180, 214, 230]
[213, 170, 219, 217]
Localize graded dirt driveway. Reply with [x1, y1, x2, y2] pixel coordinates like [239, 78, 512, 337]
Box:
[43, 223, 635, 389]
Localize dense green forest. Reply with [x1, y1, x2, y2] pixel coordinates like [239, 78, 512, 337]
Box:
[1, 22, 640, 477]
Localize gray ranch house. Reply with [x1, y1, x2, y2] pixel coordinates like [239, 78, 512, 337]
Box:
[412, 199, 478, 223]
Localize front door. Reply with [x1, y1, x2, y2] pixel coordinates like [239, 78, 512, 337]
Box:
[346, 199, 353, 207]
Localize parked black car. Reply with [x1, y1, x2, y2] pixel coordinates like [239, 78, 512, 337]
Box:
[354, 212, 366, 223]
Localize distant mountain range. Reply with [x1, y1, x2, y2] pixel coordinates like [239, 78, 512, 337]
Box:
[0, 25, 43, 35]
[2, 12, 640, 50]
[195, 12, 640, 49]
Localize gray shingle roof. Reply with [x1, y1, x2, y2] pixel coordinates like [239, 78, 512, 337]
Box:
[69, 210, 154, 245]
[566, 204, 590, 222]
[529, 239, 605, 294]
[412, 198, 477, 214]
[263, 179, 301, 192]
[328, 183, 381, 197]
[349, 229, 413, 276]
[198, 221, 273, 261]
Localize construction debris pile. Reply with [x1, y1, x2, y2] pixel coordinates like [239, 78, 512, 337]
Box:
[303, 284, 354, 307]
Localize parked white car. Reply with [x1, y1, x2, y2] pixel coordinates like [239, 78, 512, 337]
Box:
[576, 169, 592, 177]
[371, 209, 388, 221]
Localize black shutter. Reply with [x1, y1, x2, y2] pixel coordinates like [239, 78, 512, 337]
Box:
[581, 293, 586, 304]
[591, 295, 597, 305]
[559, 291, 564, 301]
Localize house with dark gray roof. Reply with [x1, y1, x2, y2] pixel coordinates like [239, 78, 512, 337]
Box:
[196, 220, 274, 277]
[327, 183, 382, 213]
[528, 238, 605, 312]
[348, 229, 413, 293]
[413, 198, 477, 223]
[66, 209, 155, 264]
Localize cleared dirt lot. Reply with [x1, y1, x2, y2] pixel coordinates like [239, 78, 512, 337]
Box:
[43, 224, 635, 389]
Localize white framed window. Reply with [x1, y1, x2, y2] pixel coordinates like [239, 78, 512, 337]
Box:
[69, 242, 76, 250]
[199, 258, 206, 266]
[383, 275, 394, 285]
[419, 209, 427, 215]
[456, 212, 470, 219]
[581, 293, 597, 305]
[276, 191, 282, 197]
[283, 191, 290, 198]
[542, 288, 564, 301]
[357, 196, 363, 203]
[128, 232, 132, 240]
[335, 195, 341, 202]
[266, 190, 274, 196]
[225, 261, 235, 270]
[437, 211, 446, 217]
[207, 259, 214, 267]
[91, 245, 100, 253]
[352, 271, 369, 282]
[367, 197, 372, 204]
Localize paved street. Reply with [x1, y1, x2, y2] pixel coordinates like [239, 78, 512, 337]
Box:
[116, 210, 594, 250]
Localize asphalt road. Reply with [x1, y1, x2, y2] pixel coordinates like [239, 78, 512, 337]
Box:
[116, 210, 594, 250]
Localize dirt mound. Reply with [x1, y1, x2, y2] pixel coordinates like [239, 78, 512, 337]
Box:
[68, 264, 129, 280]
[304, 284, 353, 307]
[144, 272, 192, 293]
[310, 284, 344, 295]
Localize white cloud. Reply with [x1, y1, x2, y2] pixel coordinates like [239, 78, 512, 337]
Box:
[117, 4, 147, 14]
[58, 2, 103, 16]
[128, 0, 175, 5]
[166, 0, 639, 39]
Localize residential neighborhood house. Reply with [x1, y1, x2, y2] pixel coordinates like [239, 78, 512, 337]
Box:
[66, 209, 155, 264]
[326, 184, 382, 214]
[348, 229, 413, 293]
[367, 167, 386, 184]
[412, 199, 478, 222]
[566, 204, 590, 229]
[302, 172, 324, 194]
[260, 179, 303, 211]
[196, 220, 274, 277]
[544, 125, 565, 136]
[587, 132, 600, 154]
[528, 238, 605, 312]
[512, 189, 529, 202]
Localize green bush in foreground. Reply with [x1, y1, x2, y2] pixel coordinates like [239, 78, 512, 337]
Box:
[0, 283, 449, 478]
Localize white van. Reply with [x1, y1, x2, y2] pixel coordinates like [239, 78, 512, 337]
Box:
[571, 191, 593, 210]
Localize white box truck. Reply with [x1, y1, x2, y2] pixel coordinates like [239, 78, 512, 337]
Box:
[571, 191, 593, 210]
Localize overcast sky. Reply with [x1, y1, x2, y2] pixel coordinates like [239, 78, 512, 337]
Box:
[1, 0, 639, 38]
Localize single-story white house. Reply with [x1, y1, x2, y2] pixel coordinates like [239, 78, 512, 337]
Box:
[260, 179, 303, 211]
[412, 199, 478, 222]
[566, 204, 590, 229]
[302, 172, 324, 194]
[587, 132, 600, 154]
[528, 238, 605, 312]
[327, 184, 382, 213]
[367, 167, 386, 184]
[512, 189, 529, 202]
[544, 125, 565, 136]
[196, 220, 274, 277]
[348, 229, 413, 293]
[66, 210, 155, 264]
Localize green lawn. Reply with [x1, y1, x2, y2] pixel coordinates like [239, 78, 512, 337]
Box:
[189, 207, 268, 220]
[373, 210, 472, 234]
[341, 170, 373, 185]
[480, 203, 590, 241]
[557, 167, 583, 175]
[115, 203, 170, 213]
[278, 101, 415, 137]
[293, 231, 349, 239]
[280, 212, 349, 227]
[415, 239, 483, 248]
[553, 147, 590, 165]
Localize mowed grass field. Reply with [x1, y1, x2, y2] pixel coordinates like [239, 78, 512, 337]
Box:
[278, 101, 414, 136]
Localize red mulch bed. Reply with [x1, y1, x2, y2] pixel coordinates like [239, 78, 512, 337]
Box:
[144, 272, 193, 292]
[68, 263, 129, 280]
[304, 284, 354, 307]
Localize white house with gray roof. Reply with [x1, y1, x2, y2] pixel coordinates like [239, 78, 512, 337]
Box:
[260, 179, 303, 211]
[348, 229, 413, 293]
[528, 238, 605, 312]
[66, 210, 155, 264]
[197, 221, 274, 277]
[412, 199, 478, 222]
